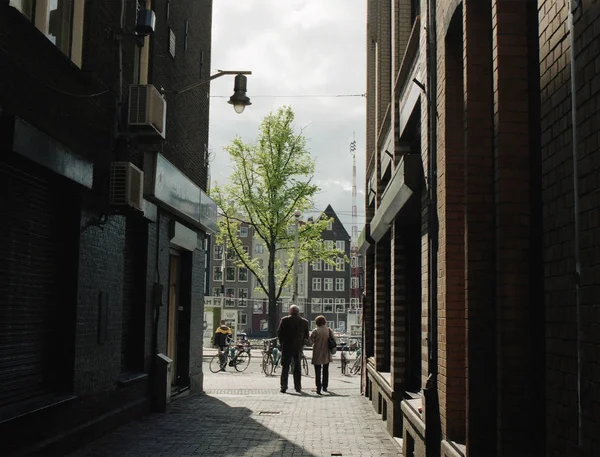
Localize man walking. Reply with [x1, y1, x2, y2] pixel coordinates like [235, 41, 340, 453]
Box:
[277, 304, 309, 393]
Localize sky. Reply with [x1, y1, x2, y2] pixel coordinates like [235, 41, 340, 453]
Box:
[208, 0, 367, 237]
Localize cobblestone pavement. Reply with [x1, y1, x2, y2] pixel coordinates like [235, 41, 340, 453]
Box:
[68, 352, 402, 457]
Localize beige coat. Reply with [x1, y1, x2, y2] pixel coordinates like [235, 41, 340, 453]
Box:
[310, 325, 335, 365]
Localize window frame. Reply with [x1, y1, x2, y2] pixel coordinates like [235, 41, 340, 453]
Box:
[312, 277, 322, 291]
[324, 278, 333, 291]
[335, 278, 345, 291]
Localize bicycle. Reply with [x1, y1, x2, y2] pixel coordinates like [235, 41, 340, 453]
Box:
[350, 348, 362, 375]
[262, 338, 281, 376]
[339, 343, 349, 375]
[209, 342, 251, 373]
[290, 348, 309, 376]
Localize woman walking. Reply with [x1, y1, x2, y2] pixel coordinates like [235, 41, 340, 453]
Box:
[309, 315, 335, 395]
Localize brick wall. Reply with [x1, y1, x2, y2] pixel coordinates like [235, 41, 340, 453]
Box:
[463, 0, 498, 452]
[541, 0, 600, 455]
[391, 220, 407, 394]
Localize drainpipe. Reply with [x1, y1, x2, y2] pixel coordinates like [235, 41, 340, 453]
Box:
[568, 0, 582, 447]
[424, 0, 440, 454]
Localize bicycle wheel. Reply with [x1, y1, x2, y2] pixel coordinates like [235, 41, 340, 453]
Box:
[234, 351, 251, 372]
[209, 354, 225, 373]
[262, 353, 273, 376]
[302, 355, 309, 376]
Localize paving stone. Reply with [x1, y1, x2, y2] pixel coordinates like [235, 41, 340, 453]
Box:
[67, 357, 401, 457]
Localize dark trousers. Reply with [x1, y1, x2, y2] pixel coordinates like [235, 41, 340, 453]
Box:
[280, 350, 302, 390]
[314, 363, 329, 391]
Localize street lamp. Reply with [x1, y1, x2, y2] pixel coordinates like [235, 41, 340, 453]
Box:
[292, 209, 301, 304]
[173, 70, 252, 114]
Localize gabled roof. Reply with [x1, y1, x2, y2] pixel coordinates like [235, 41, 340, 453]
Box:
[323, 204, 350, 239]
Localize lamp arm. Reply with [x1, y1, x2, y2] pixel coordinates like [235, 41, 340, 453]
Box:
[173, 70, 252, 95]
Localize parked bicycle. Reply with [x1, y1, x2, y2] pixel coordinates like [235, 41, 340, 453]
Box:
[350, 348, 362, 375]
[261, 338, 309, 376]
[209, 341, 251, 373]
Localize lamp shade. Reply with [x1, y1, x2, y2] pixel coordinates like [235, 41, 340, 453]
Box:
[228, 74, 252, 114]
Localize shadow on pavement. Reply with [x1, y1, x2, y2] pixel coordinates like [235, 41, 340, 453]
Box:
[68, 393, 317, 457]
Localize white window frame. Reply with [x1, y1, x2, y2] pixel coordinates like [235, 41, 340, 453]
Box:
[312, 260, 322, 271]
[324, 261, 334, 271]
[351, 277, 359, 289]
[327, 220, 333, 230]
[214, 245, 224, 260]
[336, 257, 345, 271]
[213, 266, 222, 282]
[239, 312, 247, 325]
[350, 298, 360, 308]
[323, 298, 334, 313]
[336, 240, 345, 251]
[238, 267, 248, 282]
[240, 227, 248, 237]
[312, 277, 322, 291]
[255, 243, 264, 254]
[226, 266, 236, 281]
[311, 298, 322, 314]
[324, 278, 333, 291]
[335, 301, 345, 313]
[335, 278, 345, 291]
[325, 240, 334, 249]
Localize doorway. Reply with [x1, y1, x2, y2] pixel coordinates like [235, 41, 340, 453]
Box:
[167, 252, 181, 385]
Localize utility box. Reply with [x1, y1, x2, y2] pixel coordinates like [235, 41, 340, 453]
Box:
[153, 353, 173, 412]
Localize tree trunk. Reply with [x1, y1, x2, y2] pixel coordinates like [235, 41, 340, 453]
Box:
[268, 246, 278, 337]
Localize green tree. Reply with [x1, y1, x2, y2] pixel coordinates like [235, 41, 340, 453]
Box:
[211, 106, 344, 336]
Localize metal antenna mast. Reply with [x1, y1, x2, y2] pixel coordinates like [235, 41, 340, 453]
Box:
[349, 134, 360, 309]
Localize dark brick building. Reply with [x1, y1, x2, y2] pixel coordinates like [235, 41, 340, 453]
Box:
[0, 0, 218, 454]
[306, 205, 351, 332]
[361, 0, 599, 456]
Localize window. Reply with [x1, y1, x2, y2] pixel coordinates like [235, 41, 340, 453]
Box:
[10, 0, 85, 67]
[255, 243, 264, 254]
[238, 267, 248, 282]
[257, 259, 264, 269]
[243, 246, 249, 255]
[351, 255, 358, 268]
[327, 220, 333, 230]
[213, 266, 222, 282]
[312, 260, 322, 271]
[335, 299, 345, 313]
[312, 278, 322, 291]
[298, 263, 304, 274]
[311, 299, 322, 314]
[324, 261, 334, 271]
[225, 288, 235, 307]
[337, 321, 346, 332]
[227, 249, 236, 260]
[253, 301, 263, 314]
[323, 299, 334, 313]
[184, 19, 189, 52]
[226, 267, 236, 281]
[324, 278, 333, 291]
[336, 257, 345, 271]
[169, 28, 176, 57]
[325, 240, 334, 249]
[212, 287, 221, 297]
[351, 277, 359, 289]
[336, 278, 345, 291]
[238, 288, 248, 306]
[298, 279, 304, 295]
[336, 240, 345, 251]
[240, 313, 247, 325]
[214, 245, 224, 260]
[350, 298, 360, 308]
[240, 227, 248, 237]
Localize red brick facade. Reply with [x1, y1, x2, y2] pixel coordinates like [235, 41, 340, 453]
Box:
[362, 0, 600, 456]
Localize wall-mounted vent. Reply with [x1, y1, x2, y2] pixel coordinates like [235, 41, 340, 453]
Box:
[110, 162, 144, 211]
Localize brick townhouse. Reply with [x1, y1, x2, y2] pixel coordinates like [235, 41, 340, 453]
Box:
[360, 0, 599, 456]
[0, 0, 221, 454]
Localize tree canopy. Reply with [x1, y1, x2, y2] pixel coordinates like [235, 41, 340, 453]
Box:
[211, 106, 345, 336]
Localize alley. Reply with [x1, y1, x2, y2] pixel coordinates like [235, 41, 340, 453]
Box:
[67, 352, 402, 457]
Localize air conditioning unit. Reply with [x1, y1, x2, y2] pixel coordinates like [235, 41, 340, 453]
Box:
[110, 162, 144, 211]
[128, 84, 166, 138]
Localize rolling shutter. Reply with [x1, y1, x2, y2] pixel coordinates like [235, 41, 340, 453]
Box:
[0, 160, 64, 407]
